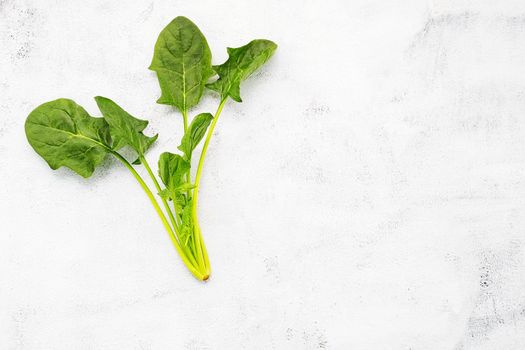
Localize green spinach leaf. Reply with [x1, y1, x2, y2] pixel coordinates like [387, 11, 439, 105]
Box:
[180, 199, 194, 246]
[178, 112, 213, 159]
[25, 98, 111, 178]
[95, 96, 158, 157]
[206, 39, 277, 102]
[149, 16, 214, 112]
[158, 152, 191, 199]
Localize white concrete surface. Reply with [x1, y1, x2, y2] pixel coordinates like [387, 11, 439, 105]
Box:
[2, 1, 525, 349]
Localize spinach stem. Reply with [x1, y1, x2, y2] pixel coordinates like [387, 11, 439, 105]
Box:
[140, 156, 180, 229]
[181, 109, 196, 260]
[182, 110, 188, 132]
[75, 133, 205, 277]
[181, 109, 193, 198]
[140, 155, 199, 268]
[111, 151, 204, 280]
[191, 98, 227, 273]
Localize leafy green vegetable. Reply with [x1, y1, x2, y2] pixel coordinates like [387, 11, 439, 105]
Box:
[158, 152, 190, 199]
[25, 99, 111, 178]
[207, 40, 277, 102]
[95, 96, 158, 156]
[24, 16, 277, 282]
[180, 199, 194, 246]
[178, 112, 213, 159]
[149, 16, 213, 113]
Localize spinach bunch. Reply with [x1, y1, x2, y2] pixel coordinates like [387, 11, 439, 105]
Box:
[24, 17, 277, 281]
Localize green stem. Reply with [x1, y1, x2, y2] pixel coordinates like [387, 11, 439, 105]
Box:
[140, 156, 180, 229]
[182, 110, 188, 133]
[182, 109, 193, 199]
[191, 98, 227, 271]
[111, 151, 204, 280]
[75, 134, 205, 279]
[140, 155, 198, 268]
[181, 109, 196, 261]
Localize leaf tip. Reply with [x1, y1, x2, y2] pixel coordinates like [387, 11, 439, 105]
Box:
[94, 95, 111, 107]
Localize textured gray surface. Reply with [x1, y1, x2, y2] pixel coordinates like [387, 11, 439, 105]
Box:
[2, 0, 525, 349]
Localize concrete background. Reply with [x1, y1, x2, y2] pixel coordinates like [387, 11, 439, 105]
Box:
[2, 0, 525, 349]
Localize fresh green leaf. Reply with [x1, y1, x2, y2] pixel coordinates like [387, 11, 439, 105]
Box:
[25, 98, 111, 178]
[176, 183, 196, 191]
[94, 96, 158, 156]
[158, 183, 194, 199]
[174, 192, 188, 215]
[206, 39, 277, 102]
[178, 112, 213, 159]
[149, 16, 214, 112]
[158, 152, 190, 199]
[180, 199, 193, 246]
[158, 188, 171, 200]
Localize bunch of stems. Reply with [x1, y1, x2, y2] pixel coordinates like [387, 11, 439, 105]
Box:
[112, 99, 226, 281]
